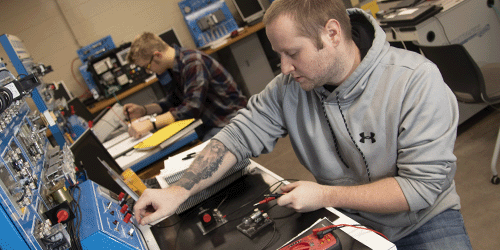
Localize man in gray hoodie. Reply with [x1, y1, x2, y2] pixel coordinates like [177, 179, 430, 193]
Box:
[134, 0, 472, 248]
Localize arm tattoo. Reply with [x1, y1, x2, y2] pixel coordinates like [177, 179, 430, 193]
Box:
[174, 140, 229, 190]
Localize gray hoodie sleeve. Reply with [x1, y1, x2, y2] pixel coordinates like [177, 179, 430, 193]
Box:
[213, 75, 289, 162]
[394, 62, 459, 211]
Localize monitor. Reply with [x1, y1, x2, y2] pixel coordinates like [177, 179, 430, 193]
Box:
[70, 129, 125, 195]
[158, 28, 183, 48]
[232, 0, 265, 25]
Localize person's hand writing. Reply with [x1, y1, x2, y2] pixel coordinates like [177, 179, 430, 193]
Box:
[276, 181, 332, 213]
[128, 120, 153, 138]
[133, 186, 189, 225]
[123, 103, 147, 120]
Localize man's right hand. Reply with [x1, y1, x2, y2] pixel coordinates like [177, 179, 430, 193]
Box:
[133, 186, 190, 225]
[123, 103, 147, 120]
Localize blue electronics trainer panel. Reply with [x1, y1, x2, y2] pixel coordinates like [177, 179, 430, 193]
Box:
[76, 36, 116, 64]
[179, 0, 239, 48]
[0, 64, 148, 250]
[77, 180, 146, 250]
[77, 36, 116, 100]
[0, 34, 66, 147]
[0, 101, 60, 250]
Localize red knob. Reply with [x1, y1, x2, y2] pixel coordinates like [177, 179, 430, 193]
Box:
[203, 213, 212, 223]
[120, 204, 129, 214]
[118, 192, 125, 201]
[57, 210, 69, 223]
[123, 213, 132, 223]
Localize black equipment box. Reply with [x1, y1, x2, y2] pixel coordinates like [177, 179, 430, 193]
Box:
[87, 42, 153, 98]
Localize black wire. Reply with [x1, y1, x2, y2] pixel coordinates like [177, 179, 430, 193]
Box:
[169, 179, 298, 249]
[69, 185, 83, 250]
[173, 217, 185, 250]
[225, 179, 298, 219]
[132, 223, 150, 250]
[74, 186, 82, 245]
[216, 194, 228, 210]
[16, 186, 28, 202]
[259, 222, 277, 250]
[432, 16, 451, 44]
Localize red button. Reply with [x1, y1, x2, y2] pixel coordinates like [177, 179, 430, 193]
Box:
[118, 192, 125, 201]
[203, 213, 212, 223]
[57, 210, 69, 223]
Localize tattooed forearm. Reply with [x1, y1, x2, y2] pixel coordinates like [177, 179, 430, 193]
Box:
[174, 140, 230, 190]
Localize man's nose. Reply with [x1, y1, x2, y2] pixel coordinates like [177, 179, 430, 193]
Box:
[280, 57, 294, 75]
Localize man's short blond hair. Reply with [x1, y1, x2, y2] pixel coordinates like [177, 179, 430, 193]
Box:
[263, 0, 352, 50]
[127, 32, 169, 63]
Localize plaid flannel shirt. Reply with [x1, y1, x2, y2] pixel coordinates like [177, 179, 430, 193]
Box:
[157, 45, 247, 129]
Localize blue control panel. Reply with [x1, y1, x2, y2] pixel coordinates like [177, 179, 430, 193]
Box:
[77, 180, 146, 250]
[77, 36, 116, 64]
[0, 34, 67, 148]
[0, 101, 52, 250]
[179, 0, 239, 48]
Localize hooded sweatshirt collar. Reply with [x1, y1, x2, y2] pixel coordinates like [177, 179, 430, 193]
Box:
[316, 8, 390, 103]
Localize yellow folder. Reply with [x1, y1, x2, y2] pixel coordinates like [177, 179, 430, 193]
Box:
[134, 118, 195, 149]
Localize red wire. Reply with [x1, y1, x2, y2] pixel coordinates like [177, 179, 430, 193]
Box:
[313, 224, 389, 241]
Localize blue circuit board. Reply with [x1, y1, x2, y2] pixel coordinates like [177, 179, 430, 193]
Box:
[179, 0, 239, 48]
[0, 101, 50, 250]
[77, 36, 116, 64]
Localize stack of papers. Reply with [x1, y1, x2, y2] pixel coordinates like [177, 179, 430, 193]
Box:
[156, 141, 210, 188]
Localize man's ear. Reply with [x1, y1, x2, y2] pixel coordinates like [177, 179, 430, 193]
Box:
[153, 51, 161, 59]
[324, 19, 342, 46]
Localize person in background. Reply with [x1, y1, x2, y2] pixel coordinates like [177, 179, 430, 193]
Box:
[133, 1, 472, 249]
[124, 32, 247, 141]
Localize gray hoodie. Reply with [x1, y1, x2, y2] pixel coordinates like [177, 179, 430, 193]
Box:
[214, 8, 461, 241]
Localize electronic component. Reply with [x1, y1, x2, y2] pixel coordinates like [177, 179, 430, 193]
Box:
[1, 34, 69, 147]
[196, 207, 228, 235]
[77, 35, 116, 64]
[280, 230, 341, 250]
[35, 221, 72, 250]
[237, 208, 273, 238]
[178, 0, 239, 48]
[87, 42, 153, 98]
[197, 9, 226, 31]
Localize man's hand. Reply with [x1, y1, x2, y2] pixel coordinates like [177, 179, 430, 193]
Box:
[123, 103, 147, 120]
[276, 181, 331, 213]
[133, 186, 189, 225]
[128, 120, 153, 138]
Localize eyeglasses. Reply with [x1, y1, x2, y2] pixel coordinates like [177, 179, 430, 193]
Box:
[146, 54, 154, 70]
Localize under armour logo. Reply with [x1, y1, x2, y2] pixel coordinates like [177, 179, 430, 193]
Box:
[359, 132, 376, 143]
